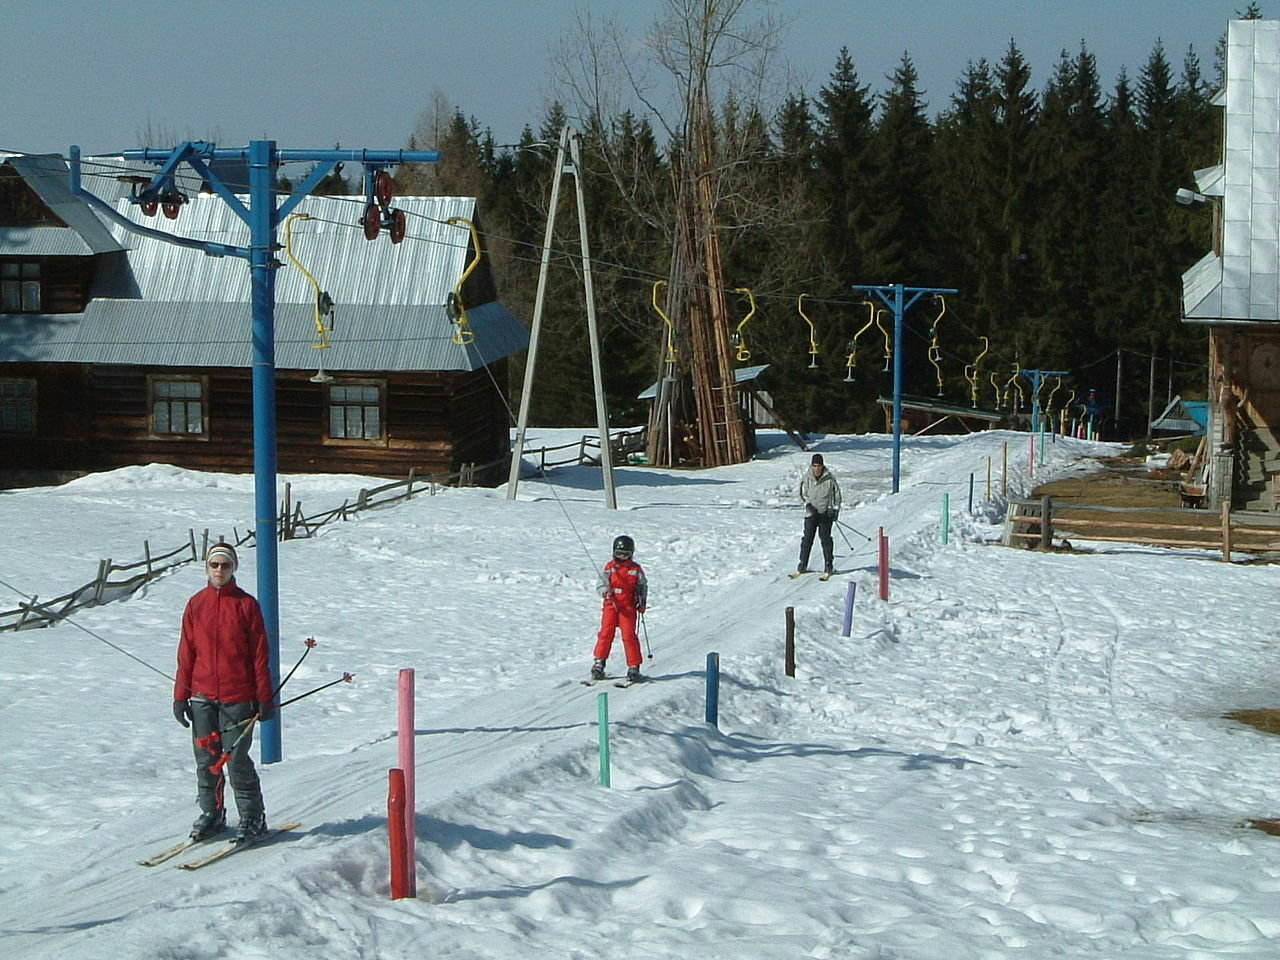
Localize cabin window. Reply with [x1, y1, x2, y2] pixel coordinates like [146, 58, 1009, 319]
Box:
[327, 382, 384, 442]
[149, 376, 208, 437]
[0, 378, 36, 434]
[1, 262, 41, 312]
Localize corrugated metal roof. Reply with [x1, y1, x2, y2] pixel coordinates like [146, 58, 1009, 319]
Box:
[1, 154, 125, 255]
[0, 300, 523, 372]
[1, 170, 528, 371]
[105, 193, 479, 307]
[638, 363, 769, 399]
[1183, 250, 1223, 319]
[1193, 163, 1224, 197]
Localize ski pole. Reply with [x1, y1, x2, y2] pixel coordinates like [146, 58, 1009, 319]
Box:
[833, 520, 855, 552]
[836, 518, 873, 542]
[279, 672, 355, 708]
[272, 637, 318, 702]
[640, 613, 653, 661]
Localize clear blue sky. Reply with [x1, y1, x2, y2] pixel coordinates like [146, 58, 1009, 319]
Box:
[1, 0, 1249, 157]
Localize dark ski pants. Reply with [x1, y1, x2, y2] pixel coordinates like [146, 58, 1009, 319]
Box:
[190, 698, 264, 823]
[799, 512, 834, 571]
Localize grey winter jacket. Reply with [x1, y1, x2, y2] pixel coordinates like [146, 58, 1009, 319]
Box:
[799, 468, 842, 515]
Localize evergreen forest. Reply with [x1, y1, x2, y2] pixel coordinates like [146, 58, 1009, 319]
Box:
[368, 17, 1242, 441]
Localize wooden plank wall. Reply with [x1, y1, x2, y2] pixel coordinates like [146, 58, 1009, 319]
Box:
[0, 362, 513, 483]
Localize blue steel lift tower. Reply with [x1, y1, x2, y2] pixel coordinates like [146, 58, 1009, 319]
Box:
[851, 283, 958, 494]
[70, 140, 440, 763]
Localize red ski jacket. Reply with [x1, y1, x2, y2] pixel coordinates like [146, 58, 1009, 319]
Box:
[600, 558, 647, 614]
[174, 580, 272, 705]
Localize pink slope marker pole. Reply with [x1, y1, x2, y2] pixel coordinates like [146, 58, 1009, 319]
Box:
[398, 668, 416, 898]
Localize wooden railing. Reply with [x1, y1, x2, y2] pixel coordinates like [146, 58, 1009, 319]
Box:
[1004, 497, 1280, 560]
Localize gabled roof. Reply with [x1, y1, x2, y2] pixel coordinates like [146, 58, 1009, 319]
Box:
[1151, 395, 1208, 434]
[0, 154, 126, 256]
[0, 180, 529, 372]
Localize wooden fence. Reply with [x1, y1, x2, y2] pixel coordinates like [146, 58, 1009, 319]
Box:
[1004, 497, 1280, 560]
[2, 427, 647, 632]
[0, 531, 207, 632]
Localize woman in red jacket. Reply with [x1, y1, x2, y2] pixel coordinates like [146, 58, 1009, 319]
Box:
[172, 542, 273, 843]
[591, 535, 648, 682]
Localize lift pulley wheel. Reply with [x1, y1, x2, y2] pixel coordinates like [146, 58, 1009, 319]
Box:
[362, 204, 380, 240]
[389, 208, 406, 244]
[375, 170, 395, 207]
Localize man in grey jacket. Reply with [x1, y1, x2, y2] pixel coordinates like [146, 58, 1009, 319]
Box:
[797, 453, 842, 575]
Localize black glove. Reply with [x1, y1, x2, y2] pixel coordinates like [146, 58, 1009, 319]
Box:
[173, 699, 192, 728]
[828, 509, 839, 522]
[805, 504, 818, 517]
[255, 700, 274, 723]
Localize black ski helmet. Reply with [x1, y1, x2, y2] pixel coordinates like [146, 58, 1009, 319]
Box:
[612, 535, 635, 559]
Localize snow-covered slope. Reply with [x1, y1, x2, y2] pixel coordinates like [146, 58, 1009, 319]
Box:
[3, 430, 1278, 958]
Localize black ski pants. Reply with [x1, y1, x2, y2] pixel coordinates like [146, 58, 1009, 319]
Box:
[799, 511, 835, 571]
[189, 698, 264, 823]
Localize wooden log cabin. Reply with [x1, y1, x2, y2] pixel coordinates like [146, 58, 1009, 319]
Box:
[0, 153, 527, 487]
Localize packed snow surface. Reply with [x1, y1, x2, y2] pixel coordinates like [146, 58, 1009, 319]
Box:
[2, 429, 1278, 958]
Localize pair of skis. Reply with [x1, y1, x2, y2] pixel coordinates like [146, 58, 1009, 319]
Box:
[138, 821, 301, 870]
[580, 676, 646, 689]
[790, 569, 835, 581]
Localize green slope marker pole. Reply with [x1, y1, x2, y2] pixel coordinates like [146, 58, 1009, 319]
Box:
[597, 692, 611, 787]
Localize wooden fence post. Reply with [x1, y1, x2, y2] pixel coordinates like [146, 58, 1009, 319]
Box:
[1040, 496, 1052, 550]
[281, 482, 292, 541]
[407, 467, 415, 499]
[188, 529, 197, 561]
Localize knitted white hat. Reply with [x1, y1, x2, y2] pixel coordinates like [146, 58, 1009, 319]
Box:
[206, 542, 238, 571]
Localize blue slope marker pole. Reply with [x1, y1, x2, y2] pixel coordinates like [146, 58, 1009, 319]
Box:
[841, 582, 856, 637]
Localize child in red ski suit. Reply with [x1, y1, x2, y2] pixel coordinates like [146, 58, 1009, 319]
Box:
[591, 535, 647, 681]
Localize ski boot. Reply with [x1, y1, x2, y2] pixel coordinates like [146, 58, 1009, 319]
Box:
[590, 658, 606, 681]
[626, 665, 642, 683]
[233, 812, 268, 845]
[190, 809, 226, 841]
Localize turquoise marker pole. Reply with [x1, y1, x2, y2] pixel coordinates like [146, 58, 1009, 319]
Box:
[1039, 426, 1046, 464]
[941, 492, 950, 544]
[705, 652, 720, 727]
[597, 692, 610, 787]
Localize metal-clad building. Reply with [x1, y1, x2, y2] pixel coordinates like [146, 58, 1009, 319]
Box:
[0, 153, 528, 484]
[1180, 19, 1280, 512]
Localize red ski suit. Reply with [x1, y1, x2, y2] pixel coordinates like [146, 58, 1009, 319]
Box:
[593, 557, 647, 668]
